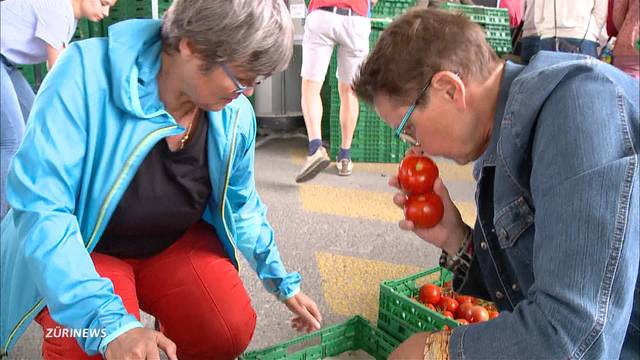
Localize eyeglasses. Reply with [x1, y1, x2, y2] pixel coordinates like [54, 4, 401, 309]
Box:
[220, 63, 265, 95]
[393, 79, 432, 147]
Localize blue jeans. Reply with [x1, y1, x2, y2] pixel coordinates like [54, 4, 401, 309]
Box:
[1, 58, 34, 219]
[539, 37, 599, 58]
[520, 36, 540, 64]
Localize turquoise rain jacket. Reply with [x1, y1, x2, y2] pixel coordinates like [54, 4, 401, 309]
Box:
[0, 19, 301, 356]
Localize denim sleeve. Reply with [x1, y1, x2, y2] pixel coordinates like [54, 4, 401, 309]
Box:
[6, 45, 143, 355]
[449, 72, 639, 359]
[226, 98, 301, 301]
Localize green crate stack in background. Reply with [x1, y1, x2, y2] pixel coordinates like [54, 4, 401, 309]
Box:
[440, 3, 513, 54]
[371, 0, 417, 18]
[326, 20, 411, 163]
[240, 316, 399, 360]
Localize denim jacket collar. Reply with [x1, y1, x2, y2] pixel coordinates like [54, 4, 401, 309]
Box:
[473, 61, 525, 180]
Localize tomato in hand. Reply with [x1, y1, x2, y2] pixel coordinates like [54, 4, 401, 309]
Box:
[419, 284, 442, 305]
[404, 193, 444, 228]
[398, 155, 439, 195]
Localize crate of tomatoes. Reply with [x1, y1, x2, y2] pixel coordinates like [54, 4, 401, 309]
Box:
[378, 266, 500, 341]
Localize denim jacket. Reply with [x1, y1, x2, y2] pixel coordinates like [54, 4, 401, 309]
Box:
[449, 52, 639, 359]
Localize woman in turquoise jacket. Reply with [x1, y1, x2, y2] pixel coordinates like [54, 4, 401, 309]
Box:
[0, 1, 322, 359]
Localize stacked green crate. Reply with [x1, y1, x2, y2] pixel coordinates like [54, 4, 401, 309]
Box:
[440, 3, 512, 54]
[327, 20, 410, 163]
[372, 0, 416, 18]
[99, 0, 172, 36]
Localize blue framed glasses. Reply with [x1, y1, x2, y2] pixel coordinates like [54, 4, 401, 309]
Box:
[220, 63, 264, 95]
[394, 79, 432, 147]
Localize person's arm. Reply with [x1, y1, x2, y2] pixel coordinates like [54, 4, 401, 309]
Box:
[612, 0, 629, 33]
[6, 44, 144, 356]
[446, 71, 639, 359]
[45, 43, 64, 70]
[225, 97, 321, 331]
[389, 70, 639, 360]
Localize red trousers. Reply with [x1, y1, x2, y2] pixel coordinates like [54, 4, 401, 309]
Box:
[35, 221, 256, 360]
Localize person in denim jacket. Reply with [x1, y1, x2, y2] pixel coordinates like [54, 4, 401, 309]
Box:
[353, 8, 639, 359]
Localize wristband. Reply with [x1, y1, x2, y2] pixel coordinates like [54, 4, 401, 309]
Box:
[439, 225, 473, 279]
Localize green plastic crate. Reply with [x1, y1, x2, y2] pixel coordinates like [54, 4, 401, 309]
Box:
[239, 316, 399, 360]
[440, 3, 510, 24]
[372, 0, 416, 19]
[440, 3, 512, 54]
[378, 267, 459, 342]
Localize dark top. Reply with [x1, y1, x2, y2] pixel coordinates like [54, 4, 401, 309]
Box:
[96, 114, 211, 258]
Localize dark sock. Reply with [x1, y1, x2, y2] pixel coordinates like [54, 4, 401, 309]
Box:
[308, 139, 322, 156]
[338, 148, 350, 161]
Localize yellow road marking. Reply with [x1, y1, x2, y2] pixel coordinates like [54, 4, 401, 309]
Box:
[316, 252, 422, 321]
[300, 184, 477, 225]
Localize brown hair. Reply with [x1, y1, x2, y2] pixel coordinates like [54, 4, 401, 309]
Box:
[353, 7, 500, 106]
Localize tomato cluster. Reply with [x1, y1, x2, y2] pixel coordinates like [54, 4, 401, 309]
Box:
[416, 283, 499, 327]
[398, 155, 443, 228]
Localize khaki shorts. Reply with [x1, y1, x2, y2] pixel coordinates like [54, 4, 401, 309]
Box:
[301, 9, 371, 84]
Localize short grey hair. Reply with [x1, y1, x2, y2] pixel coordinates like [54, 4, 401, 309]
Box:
[161, 0, 294, 76]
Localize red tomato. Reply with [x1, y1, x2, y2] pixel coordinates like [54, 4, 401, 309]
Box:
[419, 284, 442, 305]
[442, 311, 454, 319]
[426, 303, 436, 311]
[470, 306, 490, 323]
[404, 193, 444, 228]
[456, 295, 475, 304]
[456, 302, 475, 321]
[456, 318, 470, 325]
[488, 310, 500, 319]
[398, 155, 439, 195]
[437, 296, 459, 314]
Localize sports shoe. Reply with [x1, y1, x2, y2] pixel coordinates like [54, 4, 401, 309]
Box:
[336, 158, 353, 176]
[295, 147, 331, 183]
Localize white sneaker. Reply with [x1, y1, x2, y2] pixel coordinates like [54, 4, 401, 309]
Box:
[336, 158, 353, 176]
[295, 147, 331, 183]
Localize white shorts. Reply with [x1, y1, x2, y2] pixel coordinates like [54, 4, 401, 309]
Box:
[301, 9, 371, 84]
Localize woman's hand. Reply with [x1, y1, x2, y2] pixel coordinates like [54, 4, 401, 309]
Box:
[284, 291, 322, 333]
[390, 175, 467, 255]
[105, 327, 177, 360]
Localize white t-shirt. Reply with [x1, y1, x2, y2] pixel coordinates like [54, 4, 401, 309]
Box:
[534, 0, 607, 42]
[0, 0, 77, 65]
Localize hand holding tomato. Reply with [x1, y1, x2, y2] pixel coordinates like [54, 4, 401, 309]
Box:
[390, 175, 469, 255]
[397, 155, 439, 195]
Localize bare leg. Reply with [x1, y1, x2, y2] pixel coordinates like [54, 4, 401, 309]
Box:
[337, 80, 359, 151]
[301, 78, 324, 141]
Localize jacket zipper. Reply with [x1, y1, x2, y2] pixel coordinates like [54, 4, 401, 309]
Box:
[219, 111, 241, 268]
